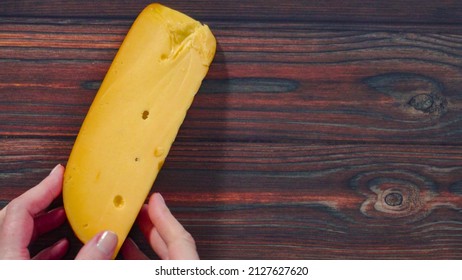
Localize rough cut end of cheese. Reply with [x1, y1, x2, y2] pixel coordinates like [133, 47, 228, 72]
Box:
[63, 3, 216, 258]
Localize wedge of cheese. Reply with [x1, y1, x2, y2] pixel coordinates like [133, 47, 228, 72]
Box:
[63, 3, 216, 257]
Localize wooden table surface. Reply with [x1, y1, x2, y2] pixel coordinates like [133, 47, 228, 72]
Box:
[2, 0, 462, 259]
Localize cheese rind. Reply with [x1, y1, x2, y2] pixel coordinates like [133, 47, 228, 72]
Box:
[63, 3, 216, 257]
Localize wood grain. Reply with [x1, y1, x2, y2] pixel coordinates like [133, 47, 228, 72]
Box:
[1, 139, 462, 259]
[2, 0, 462, 25]
[2, 0, 462, 260]
[1, 19, 462, 143]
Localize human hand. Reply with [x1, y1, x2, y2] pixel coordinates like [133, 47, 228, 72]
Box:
[121, 193, 199, 260]
[0, 164, 118, 260]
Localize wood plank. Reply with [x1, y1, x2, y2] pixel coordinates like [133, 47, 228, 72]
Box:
[1, 20, 462, 144]
[2, 0, 462, 260]
[2, 0, 462, 25]
[1, 139, 462, 258]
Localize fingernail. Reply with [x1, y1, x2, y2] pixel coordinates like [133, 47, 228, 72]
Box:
[96, 231, 118, 257]
[50, 164, 62, 175]
[156, 193, 165, 204]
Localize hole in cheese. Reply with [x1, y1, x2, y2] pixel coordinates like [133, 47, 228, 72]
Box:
[154, 146, 164, 157]
[113, 195, 125, 208]
[160, 53, 168, 61]
[142, 110, 149, 120]
[158, 159, 165, 170]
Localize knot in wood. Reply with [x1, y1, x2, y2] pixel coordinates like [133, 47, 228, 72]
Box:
[407, 93, 447, 116]
[408, 94, 433, 111]
[350, 170, 439, 222]
[384, 192, 403, 206]
[376, 185, 422, 217]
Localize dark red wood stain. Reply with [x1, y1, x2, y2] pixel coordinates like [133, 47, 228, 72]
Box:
[1, 1, 462, 259]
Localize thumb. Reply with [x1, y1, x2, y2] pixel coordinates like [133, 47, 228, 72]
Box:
[75, 231, 118, 260]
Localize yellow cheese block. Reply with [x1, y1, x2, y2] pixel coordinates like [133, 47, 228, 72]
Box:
[63, 3, 216, 257]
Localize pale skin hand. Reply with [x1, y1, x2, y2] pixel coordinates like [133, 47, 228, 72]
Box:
[121, 193, 199, 260]
[0, 164, 117, 260]
[0, 164, 198, 260]
[0, 164, 69, 259]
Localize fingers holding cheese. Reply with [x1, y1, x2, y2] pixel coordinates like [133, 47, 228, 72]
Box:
[75, 231, 118, 260]
[121, 193, 199, 260]
[147, 193, 199, 260]
[62, 3, 216, 257]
